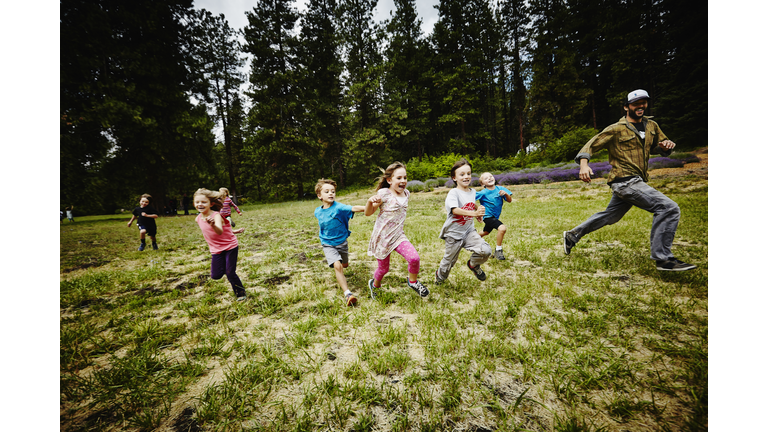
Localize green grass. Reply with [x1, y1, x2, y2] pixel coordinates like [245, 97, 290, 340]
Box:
[60, 177, 708, 431]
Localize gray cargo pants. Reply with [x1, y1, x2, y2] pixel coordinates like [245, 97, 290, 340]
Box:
[566, 176, 680, 261]
[436, 230, 492, 283]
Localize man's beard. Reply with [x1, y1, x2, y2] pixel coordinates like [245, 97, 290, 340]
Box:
[627, 108, 644, 121]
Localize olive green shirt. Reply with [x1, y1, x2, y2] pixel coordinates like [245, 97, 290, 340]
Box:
[575, 116, 672, 183]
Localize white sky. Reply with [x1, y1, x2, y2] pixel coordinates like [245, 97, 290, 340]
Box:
[193, 0, 440, 36]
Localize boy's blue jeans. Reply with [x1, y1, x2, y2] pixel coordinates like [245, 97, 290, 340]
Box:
[568, 177, 680, 261]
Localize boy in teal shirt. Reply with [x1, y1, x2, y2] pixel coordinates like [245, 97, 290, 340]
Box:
[476, 172, 512, 260]
[314, 178, 368, 306]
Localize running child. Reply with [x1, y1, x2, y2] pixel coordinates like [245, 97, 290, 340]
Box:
[194, 188, 247, 301]
[314, 179, 368, 306]
[476, 172, 513, 260]
[365, 162, 429, 299]
[218, 187, 242, 227]
[435, 158, 492, 284]
[127, 194, 159, 251]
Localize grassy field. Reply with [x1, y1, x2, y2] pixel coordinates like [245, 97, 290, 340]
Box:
[60, 175, 707, 431]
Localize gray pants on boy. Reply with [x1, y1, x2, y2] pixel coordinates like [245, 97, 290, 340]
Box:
[436, 230, 492, 283]
[566, 177, 680, 261]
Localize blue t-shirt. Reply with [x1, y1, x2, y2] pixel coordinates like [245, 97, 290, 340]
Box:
[476, 186, 512, 220]
[314, 201, 355, 246]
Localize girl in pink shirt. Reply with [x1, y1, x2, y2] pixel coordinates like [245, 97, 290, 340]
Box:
[194, 188, 247, 301]
[218, 187, 242, 227]
[365, 162, 429, 299]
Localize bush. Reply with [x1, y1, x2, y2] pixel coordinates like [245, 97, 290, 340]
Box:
[648, 157, 684, 170]
[406, 153, 468, 181]
[406, 180, 428, 192]
[545, 126, 599, 163]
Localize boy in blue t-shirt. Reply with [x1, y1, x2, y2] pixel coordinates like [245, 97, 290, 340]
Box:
[314, 178, 368, 306]
[476, 172, 513, 260]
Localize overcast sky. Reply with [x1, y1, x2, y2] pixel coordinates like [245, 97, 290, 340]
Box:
[193, 0, 440, 36]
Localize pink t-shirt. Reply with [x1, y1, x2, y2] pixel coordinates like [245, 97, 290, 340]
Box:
[196, 212, 238, 254]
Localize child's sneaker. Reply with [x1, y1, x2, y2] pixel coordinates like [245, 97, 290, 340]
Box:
[138, 242, 146, 251]
[345, 292, 358, 306]
[368, 279, 378, 300]
[152, 242, 158, 250]
[236, 295, 247, 302]
[494, 249, 506, 260]
[467, 260, 487, 281]
[406, 279, 429, 297]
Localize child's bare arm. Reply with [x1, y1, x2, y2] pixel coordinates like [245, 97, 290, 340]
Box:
[451, 205, 485, 218]
[351, 205, 366, 213]
[127, 215, 136, 227]
[500, 189, 512, 202]
[204, 213, 225, 235]
[365, 194, 382, 216]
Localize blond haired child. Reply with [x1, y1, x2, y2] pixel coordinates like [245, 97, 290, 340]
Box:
[476, 172, 513, 260]
[127, 194, 159, 251]
[218, 187, 242, 227]
[435, 158, 492, 283]
[365, 162, 429, 299]
[194, 188, 247, 301]
[314, 179, 368, 306]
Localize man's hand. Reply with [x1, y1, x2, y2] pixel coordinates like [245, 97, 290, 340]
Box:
[659, 139, 676, 150]
[579, 159, 593, 183]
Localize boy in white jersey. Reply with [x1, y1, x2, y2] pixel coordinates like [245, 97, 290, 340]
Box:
[435, 158, 492, 284]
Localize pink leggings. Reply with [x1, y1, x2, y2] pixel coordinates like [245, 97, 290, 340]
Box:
[373, 241, 420, 281]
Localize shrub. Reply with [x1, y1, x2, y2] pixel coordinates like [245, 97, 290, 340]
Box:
[406, 153, 468, 181]
[406, 180, 427, 192]
[546, 126, 599, 163]
[648, 157, 685, 170]
[425, 179, 439, 189]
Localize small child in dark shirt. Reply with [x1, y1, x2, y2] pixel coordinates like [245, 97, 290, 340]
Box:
[127, 194, 159, 251]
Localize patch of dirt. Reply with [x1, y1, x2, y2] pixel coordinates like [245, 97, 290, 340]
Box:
[649, 148, 708, 179]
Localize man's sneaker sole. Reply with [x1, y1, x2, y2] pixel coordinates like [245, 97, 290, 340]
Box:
[563, 231, 575, 255]
[656, 259, 697, 272]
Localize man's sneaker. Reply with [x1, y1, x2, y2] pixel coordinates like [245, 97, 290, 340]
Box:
[152, 243, 158, 250]
[138, 243, 146, 251]
[467, 260, 487, 281]
[406, 279, 430, 297]
[345, 292, 358, 307]
[495, 249, 506, 260]
[656, 258, 697, 272]
[563, 231, 576, 255]
[368, 279, 378, 300]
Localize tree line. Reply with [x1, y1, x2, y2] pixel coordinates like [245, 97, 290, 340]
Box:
[60, 0, 706, 215]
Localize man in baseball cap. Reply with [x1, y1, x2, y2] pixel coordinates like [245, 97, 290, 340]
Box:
[562, 89, 697, 272]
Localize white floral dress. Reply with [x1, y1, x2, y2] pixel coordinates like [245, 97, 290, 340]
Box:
[367, 188, 409, 260]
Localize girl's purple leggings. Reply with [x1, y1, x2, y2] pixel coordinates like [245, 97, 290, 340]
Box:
[373, 241, 420, 281]
[211, 246, 245, 296]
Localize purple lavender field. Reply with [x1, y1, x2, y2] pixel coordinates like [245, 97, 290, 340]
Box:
[438, 155, 696, 188]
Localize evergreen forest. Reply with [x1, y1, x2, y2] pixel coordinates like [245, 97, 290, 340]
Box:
[60, 0, 707, 215]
